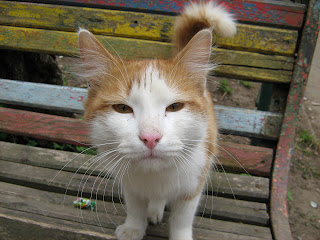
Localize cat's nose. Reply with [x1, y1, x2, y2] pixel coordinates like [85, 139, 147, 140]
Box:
[140, 133, 162, 149]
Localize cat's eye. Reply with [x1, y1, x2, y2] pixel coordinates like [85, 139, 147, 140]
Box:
[166, 102, 184, 112]
[112, 104, 133, 114]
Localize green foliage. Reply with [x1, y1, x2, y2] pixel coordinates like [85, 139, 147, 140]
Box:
[52, 142, 96, 155]
[0, 132, 7, 141]
[296, 129, 320, 156]
[287, 190, 293, 201]
[239, 80, 254, 89]
[294, 158, 320, 180]
[75, 145, 97, 155]
[26, 140, 38, 147]
[299, 130, 318, 149]
[219, 79, 233, 95]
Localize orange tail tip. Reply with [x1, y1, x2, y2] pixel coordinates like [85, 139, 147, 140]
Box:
[173, 1, 237, 52]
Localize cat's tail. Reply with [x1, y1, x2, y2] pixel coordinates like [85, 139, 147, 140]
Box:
[172, 2, 237, 53]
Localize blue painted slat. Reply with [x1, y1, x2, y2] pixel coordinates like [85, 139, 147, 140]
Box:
[0, 79, 282, 139]
[0, 79, 86, 113]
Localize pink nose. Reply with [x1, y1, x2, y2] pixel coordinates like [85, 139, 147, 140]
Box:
[140, 133, 162, 149]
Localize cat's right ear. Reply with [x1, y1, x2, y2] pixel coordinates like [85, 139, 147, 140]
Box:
[78, 28, 117, 88]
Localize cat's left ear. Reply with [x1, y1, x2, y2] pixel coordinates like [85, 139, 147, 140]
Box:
[78, 28, 118, 88]
[174, 29, 214, 88]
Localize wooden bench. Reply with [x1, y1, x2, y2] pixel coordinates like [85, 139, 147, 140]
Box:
[0, 0, 318, 239]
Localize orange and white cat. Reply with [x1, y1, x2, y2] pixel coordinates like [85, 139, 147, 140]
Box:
[78, 2, 236, 240]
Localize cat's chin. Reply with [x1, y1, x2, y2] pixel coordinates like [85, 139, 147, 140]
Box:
[128, 154, 174, 172]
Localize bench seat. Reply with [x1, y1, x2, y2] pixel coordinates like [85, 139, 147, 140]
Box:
[0, 141, 272, 240]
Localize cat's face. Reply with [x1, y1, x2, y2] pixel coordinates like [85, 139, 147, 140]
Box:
[78, 29, 215, 172]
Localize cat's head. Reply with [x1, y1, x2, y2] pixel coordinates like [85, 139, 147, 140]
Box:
[78, 29, 216, 172]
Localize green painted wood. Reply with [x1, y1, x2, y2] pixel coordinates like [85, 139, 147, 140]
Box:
[0, 1, 298, 55]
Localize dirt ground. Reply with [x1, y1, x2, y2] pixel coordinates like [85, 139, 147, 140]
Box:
[287, 35, 320, 240]
[58, 50, 320, 239]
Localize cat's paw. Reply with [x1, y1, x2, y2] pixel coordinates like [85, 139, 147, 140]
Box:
[115, 224, 145, 240]
[147, 207, 164, 225]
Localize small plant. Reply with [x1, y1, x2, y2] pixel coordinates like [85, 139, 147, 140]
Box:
[219, 79, 233, 95]
[0, 132, 7, 141]
[287, 190, 293, 201]
[239, 80, 253, 89]
[297, 129, 320, 154]
[26, 140, 38, 147]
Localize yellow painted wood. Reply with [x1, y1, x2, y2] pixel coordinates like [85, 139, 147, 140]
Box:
[214, 49, 294, 71]
[0, 0, 298, 56]
[215, 65, 292, 83]
[0, 25, 292, 83]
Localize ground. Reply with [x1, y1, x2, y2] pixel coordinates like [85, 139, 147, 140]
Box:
[58, 44, 320, 238]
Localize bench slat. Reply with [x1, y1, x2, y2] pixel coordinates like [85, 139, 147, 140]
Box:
[0, 159, 269, 226]
[0, 1, 298, 56]
[0, 26, 294, 82]
[0, 79, 283, 139]
[0, 81, 282, 141]
[216, 65, 292, 83]
[216, 49, 294, 71]
[0, 182, 272, 239]
[29, 0, 304, 28]
[0, 110, 274, 175]
[0, 141, 270, 199]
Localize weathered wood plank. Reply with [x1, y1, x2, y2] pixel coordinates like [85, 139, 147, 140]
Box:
[214, 105, 282, 140]
[0, 182, 272, 239]
[215, 65, 292, 83]
[0, 105, 276, 144]
[0, 0, 295, 71]
[0, 24, 297, 64]
[29, 0, 305, 28]
[0, 25, 295, 82]
[215, 48, 294, 70]
[0, 1, 298, 56]
[0, 79, 283, 139]
[0, 160, 269, 226]
[0, 141, 270, 200]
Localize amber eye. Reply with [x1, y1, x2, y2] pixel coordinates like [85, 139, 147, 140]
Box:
[112, 104, 133, 113]
[166, 102, 184, 112]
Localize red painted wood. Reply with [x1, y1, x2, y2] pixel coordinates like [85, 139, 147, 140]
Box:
[0, 107, 90, 145]
[218, 143, 273, 177]
[271, 0, 320, 239]
[0, 107, 273, 176]
[37, 0, 305, 28]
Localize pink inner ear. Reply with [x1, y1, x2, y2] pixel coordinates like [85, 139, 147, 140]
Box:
[140, 133, 162, 149]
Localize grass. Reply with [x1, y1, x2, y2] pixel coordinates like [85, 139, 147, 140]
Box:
[219, 79, 233, 95]
[287, 190, 293, 201]
[294, 158, 320, 179]
[294, 129, 320, 179]
[239, 80, 254, 89]
[299, 129, 320, 151]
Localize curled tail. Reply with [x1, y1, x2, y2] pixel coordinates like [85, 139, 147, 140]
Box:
[173, 2, 237, 52]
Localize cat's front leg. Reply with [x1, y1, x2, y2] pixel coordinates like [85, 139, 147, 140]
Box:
[116, 191, 148, 240]
[169, 194, 201, 240]
[147, 198, 166, 224]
